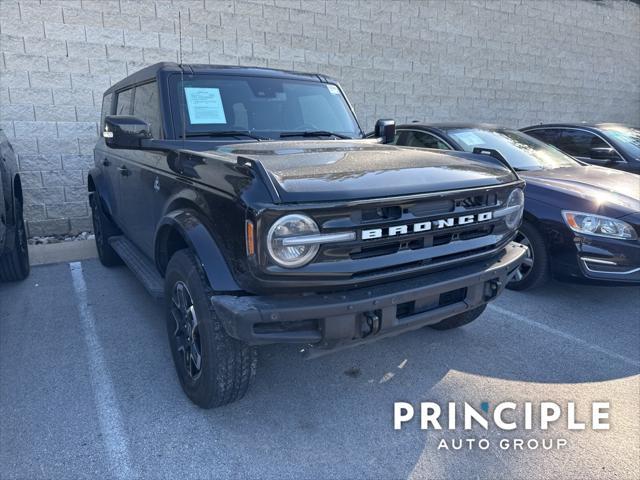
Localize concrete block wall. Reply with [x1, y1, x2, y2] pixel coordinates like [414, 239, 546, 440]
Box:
[0, 0, 639, 236]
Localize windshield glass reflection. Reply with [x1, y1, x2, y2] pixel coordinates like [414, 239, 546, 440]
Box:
[446, 128, 579, 171]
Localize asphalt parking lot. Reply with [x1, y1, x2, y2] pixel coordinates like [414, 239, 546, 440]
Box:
[1, 254, 638, 479]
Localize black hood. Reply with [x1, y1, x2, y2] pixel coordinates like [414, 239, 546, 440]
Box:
[521, 165, 640, 216]
[214, 140, 517, 202]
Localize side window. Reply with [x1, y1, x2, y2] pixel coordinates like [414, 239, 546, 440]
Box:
[557, 129, 608, 157]
[390, 131, 403, 145]
[402, 130, 451, 150]
[100, 93, 113, 132]
[133, 82, 162, 139]
[526, 128, 561, 144]
[116, 88, 133, 116]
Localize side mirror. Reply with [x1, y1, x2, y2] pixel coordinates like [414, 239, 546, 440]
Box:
[374, 119, 396, 144]
[103, 115, 152, 149]
[589, 147, 620, 162]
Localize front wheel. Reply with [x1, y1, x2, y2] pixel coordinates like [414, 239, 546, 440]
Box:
[165, 249, 257, 408]
[429, 304, 487, 330]
[0, 197, 30, 282]
[507, 221, 549, 291]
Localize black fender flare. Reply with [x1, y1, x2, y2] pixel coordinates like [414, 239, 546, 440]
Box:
[88, 167, 117, 218]
[155, 209, 240, 292]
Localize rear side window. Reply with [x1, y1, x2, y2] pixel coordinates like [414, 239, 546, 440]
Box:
[526, 128, 561, 144]
[133, 82, 162, 139]
[116, 88, 133, 115]
[399, 130, 451, 150]
[100, 93, 113, 132]
[556, 129, 608, 157]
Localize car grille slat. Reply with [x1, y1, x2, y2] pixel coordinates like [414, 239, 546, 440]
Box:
[312, 186, 512, 269]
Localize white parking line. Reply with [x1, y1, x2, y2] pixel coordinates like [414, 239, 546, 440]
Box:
[488, 304, 640, 368]
[69, 262, 134, 479]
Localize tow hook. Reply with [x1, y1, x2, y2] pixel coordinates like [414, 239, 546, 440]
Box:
[361, 311, 381, 338]
[484, 279, 502, 301]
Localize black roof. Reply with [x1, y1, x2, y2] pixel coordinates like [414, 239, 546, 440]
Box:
[521, 122, 638, 131]
[104, 62, 331, 95]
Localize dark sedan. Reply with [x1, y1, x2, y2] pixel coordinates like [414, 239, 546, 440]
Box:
[392, 123, 640, 290]
[521, 123, 640, 173]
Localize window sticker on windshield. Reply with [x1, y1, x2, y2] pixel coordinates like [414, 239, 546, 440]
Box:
[326, 84, 340, 95]
[453, 131, 485, 146]
[184, 87, 227, 124]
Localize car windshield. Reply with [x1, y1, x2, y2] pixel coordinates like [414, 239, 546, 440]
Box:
[170, 74, 362, 140]
[601, 126, 640, 159]
[445, 128, 579, 171]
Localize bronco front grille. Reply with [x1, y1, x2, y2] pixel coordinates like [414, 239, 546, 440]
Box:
[259, 183, 521, 283]
[310, 186, 513, 267]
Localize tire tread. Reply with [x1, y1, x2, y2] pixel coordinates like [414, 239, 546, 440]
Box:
[166, 249, 256, 408]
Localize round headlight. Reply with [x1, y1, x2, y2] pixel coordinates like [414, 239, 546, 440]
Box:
[504, 188, 525, 229]
[267, 214, 320, 268]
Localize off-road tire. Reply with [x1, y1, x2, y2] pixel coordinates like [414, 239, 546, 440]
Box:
[429, 304, 487, 330]
[0, 197, 30, 282]
[164, 249, 257, 409]
[507, 220, 549, 291]
[90, 192, 122, 267]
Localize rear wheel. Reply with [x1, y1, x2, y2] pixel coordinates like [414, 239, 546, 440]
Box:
[429, 304, 486, 330]
[0, 197, 30, 282]
[165, 249, 257, 408]
[507, 221, 549, 291]
[90, 192, 122, 267]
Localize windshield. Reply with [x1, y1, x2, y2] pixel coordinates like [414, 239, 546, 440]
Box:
[445, 128, 579, 171]
[601, 126, 640, 159]
[170, 74, 362, 140]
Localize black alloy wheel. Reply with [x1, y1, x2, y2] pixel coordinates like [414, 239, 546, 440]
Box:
[170, 281, 202, 381]
[511, 230, 535, 283]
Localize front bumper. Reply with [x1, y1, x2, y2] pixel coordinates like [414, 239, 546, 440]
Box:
[212, 241, 527, 355]
[552, 233, 640, 284]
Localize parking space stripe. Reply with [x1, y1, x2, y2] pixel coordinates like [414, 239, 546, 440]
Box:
[488, 304, 640, 368]
[69, 262, 134, 479]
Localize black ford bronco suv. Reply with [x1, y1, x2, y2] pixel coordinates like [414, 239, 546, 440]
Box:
[0, 128, 29, 282]
[90, 63, 527, 408]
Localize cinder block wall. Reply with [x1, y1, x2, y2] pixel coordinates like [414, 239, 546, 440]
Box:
[0, 0, 639, 236]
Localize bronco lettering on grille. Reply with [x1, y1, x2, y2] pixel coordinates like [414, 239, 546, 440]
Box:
[361, 212, 493, 240]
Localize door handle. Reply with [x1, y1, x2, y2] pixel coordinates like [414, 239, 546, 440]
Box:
[102, 158, 111, 167]
[118, 165, 130, 176]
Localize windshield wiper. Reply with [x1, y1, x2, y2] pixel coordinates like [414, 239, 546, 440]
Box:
[184, 131, 267, 141]
[279, 130, 352, 139]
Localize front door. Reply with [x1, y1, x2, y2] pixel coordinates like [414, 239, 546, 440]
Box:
[99, 88, 134, 228]
[117, 81, 165, 258]
[119, 150, 165, 257]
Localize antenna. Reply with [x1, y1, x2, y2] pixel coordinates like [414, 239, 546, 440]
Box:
[178, 10, 185, 145]
[178, 10, 183, 65]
